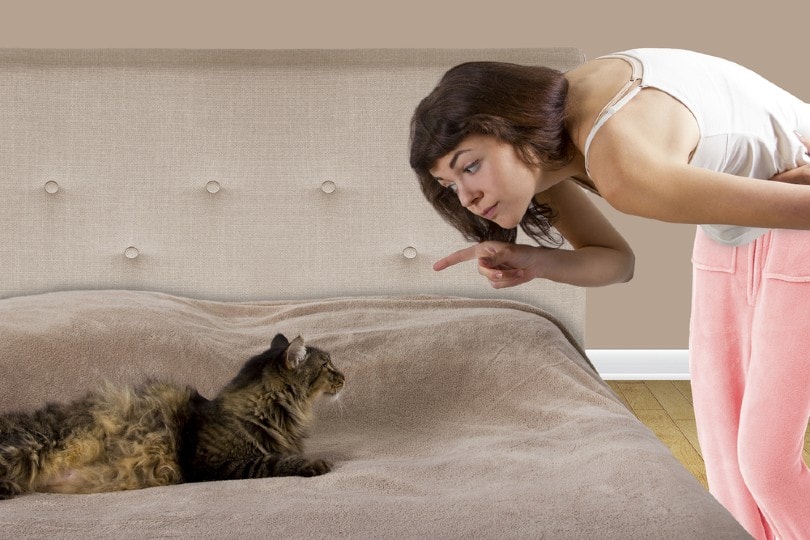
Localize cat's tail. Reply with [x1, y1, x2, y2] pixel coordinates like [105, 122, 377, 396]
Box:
[0, 424, 41, 499]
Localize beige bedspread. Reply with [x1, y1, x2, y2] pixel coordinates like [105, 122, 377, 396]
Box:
[0, 290, 748, 539]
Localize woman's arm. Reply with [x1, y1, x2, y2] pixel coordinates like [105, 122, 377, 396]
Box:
[587, 99, 810, 228]
[434, 179, 635, 288]
[535, 178, 635, 285]
[771, 131, 810, 185]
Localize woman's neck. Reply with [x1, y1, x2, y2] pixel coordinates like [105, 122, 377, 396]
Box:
[563, 58, 636, 152]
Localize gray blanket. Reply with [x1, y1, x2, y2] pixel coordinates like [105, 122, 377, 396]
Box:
[0, 290, 748, 538]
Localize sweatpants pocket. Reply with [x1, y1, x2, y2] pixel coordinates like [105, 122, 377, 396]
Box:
[763, 229, 810, 282]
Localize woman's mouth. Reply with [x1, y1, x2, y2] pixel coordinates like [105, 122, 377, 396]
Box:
[483, 203, 498, 220]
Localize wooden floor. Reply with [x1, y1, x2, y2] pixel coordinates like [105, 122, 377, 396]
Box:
[607, 380, 810, 491]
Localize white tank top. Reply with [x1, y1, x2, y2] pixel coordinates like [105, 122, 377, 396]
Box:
[582, 48, 810, 246]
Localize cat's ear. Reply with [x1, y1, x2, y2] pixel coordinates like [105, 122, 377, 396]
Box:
[271, 333, 289, 350]
[284, 336, 307, 370]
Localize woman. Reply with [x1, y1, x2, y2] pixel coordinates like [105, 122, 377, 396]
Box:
[409, 48, 810, 540]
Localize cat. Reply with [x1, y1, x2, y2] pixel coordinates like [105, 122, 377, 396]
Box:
[0, 333, 344, 499]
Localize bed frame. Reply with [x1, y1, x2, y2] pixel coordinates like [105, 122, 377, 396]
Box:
[0, 48, 584, 342]
[0, 48, 750, 539]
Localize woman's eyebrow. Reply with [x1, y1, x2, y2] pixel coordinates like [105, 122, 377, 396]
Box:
[448, 149, 471, 169]
[433, 148, 472, 181]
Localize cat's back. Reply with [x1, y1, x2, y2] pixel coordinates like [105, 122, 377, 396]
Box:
[87, 379, 200, 433]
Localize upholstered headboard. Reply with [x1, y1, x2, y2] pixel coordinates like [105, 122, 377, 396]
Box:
[0, 48, 586, 342]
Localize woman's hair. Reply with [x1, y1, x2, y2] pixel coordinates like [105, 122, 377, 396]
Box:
[409, 61, 575, 246]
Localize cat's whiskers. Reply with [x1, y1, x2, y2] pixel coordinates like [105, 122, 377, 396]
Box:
[328, 391, 346, 416]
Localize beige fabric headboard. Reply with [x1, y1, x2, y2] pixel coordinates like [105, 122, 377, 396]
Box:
[0, 48, 586, 343]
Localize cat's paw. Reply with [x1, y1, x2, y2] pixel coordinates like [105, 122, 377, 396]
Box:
[0, 481, 20, 500]
[298, 458, 332, 477]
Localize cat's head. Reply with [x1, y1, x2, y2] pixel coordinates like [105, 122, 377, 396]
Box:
[230, 334, 345, 399]
[272, 334, 345, 397]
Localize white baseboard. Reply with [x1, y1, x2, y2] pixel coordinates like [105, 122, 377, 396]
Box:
[585, 349, 690, 380]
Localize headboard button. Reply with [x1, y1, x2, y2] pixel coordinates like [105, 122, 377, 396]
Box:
[44, 181, 60, 194]
[321, 181, 336, 194]
[124, 246, 140, 259]
[206, 181, 221, 194]
[402, 246, 418, 259]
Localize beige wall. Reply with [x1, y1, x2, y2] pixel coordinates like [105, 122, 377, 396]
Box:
[3, 0, 806, 349]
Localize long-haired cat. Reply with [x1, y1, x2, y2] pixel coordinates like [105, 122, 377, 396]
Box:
[0, 334, 344, 499]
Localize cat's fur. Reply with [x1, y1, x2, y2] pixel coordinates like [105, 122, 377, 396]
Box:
[0, 334, 344, 499]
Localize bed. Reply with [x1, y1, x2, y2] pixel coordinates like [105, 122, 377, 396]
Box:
[0, 48, 749, 538]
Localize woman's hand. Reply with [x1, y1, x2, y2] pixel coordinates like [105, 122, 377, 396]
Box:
[771, 131, 810, 185]
[433, 180, 636, 289]
[433, 241, 545, 289]
[434, 237, 634, 289]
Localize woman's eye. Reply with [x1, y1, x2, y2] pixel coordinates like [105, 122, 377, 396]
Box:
[463, 160, 480, 174]
[437, 180, 457, 193]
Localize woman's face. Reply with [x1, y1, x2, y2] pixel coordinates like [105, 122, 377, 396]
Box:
[429, 134, 550, 229]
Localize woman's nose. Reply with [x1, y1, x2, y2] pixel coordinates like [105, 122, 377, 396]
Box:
[456, 182, 481, 208]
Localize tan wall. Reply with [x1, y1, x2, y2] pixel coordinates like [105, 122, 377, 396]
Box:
[2, 0, 806, 349]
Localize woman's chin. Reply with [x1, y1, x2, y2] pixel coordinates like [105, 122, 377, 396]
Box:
[493, 215, 520, 229]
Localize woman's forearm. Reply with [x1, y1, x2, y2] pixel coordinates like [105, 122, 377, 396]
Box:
[537, 245, 635, 287]
[601, 157, 810, 230]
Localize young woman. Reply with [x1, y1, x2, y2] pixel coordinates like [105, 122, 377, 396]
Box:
[409, 48, 810, 540]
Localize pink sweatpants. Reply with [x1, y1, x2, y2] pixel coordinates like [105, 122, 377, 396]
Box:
[690, 227, 810, 539]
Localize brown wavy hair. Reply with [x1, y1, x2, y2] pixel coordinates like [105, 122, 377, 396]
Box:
[409, 61, 575, 246]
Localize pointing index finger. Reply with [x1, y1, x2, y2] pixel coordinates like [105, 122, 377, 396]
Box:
[433, 244, 493, 271]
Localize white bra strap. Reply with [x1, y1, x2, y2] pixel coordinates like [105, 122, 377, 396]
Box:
[591, 54, 644, 123]
[583, 54, 645, 177]
[583, 85, 642, 169]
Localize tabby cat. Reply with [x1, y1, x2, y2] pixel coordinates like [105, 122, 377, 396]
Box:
[0, 334, 344, 499]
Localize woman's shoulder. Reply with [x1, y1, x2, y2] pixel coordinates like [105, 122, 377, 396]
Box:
[564, 58, 636, 150]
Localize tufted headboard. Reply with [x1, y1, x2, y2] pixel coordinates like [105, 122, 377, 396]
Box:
[0, 48, 586, 343]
